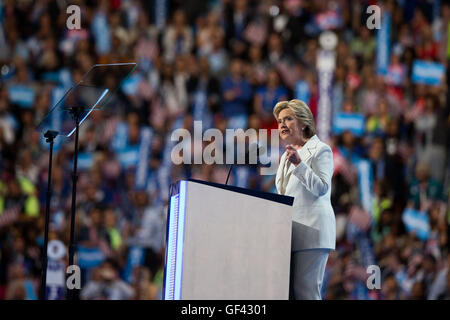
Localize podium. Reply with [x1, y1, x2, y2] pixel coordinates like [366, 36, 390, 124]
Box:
[163, 179, 294, 300]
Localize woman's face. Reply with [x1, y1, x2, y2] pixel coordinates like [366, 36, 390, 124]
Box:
[277, 108, 304, 144]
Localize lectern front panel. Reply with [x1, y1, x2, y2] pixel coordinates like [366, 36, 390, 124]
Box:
[164, 180, 292, 300]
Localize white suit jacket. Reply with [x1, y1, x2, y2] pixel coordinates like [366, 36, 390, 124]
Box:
[275, 135, 336, 251]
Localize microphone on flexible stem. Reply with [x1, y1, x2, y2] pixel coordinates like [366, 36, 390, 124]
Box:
[225, 142, 266, 185]
[225, 164, 233, 185]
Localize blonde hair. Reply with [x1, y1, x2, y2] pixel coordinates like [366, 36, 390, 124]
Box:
[273, 99, 316, 138]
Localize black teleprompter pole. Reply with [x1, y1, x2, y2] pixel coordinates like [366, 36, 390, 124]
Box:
[39, 130, 59, 300]
[67, 106, 83, 300]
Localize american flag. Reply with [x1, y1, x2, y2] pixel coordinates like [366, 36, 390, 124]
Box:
[333, 149, 358, 184]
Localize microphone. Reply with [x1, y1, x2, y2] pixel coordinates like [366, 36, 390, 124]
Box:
[225, 142, 266, 185]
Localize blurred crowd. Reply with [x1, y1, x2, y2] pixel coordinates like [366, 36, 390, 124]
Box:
[0, 0, 449, 300]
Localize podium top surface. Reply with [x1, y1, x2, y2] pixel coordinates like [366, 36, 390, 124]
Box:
[175, 179, 294, 206]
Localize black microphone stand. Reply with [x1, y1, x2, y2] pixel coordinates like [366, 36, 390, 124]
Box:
[67, 106, 84, 300]
[225, 164, 233, 185]
[225, 144, 262, 185]
[39, 130, 59, 300]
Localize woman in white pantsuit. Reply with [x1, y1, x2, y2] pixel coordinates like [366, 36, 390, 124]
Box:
[273, 99, 336, 300]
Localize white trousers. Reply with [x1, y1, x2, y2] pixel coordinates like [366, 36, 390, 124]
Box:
[289, 249, 330, 300]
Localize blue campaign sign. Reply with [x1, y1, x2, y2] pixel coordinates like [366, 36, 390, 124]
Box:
[154, 0, 168, 30]
[77, 245, 105, 269]
[294, 80, 310, 104]
[402, 208, 430, 241]
[122, 73, 142, 96]
[123, 246, 145, 283]
[376, 11, 391, 76]
[8, 84, 35, 108]
[41, 71, 61, 83]
[356, 159, 373, 216]
[77, 152, 94, 170]
[332, 112, 365, 136]
[91, 11, 111, 55]
[111, 122, 129, 152]
[118, 145, 140, 169]
[411, 60, 445, 85]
